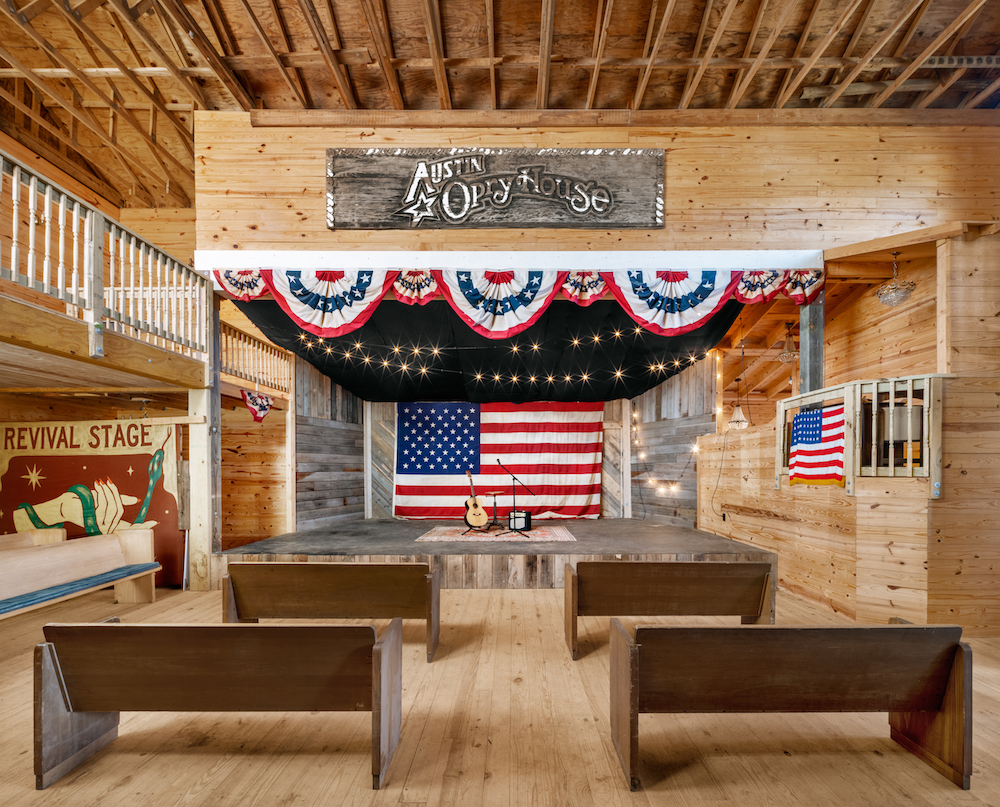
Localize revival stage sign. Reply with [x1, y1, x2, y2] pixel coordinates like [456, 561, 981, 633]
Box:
[326, 147, 664, 230]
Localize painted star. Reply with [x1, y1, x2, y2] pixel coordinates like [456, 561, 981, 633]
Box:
[22, 465, 45, 490]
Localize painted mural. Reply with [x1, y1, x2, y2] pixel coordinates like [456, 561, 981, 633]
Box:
[0, 420, 184, 586]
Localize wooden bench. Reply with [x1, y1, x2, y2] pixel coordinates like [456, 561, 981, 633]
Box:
[0, 528, 67, 551]
[564, 561, 773, 659]
[35, 619, 403, 790]
[223, 562, 441, 661]
[0, 531, 159, 620]
[610, 621, 972, 791]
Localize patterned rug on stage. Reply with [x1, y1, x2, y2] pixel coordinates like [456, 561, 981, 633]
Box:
[416, 525, 576, 542]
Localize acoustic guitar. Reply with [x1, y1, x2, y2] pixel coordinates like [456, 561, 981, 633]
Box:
[464, 470, 489, 529]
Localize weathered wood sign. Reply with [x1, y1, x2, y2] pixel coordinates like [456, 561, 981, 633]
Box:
[326, 147, 664, 230]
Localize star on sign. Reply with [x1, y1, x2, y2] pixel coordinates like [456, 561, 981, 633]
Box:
[21, 464, 45, 490]
[399, 188, 439, 226]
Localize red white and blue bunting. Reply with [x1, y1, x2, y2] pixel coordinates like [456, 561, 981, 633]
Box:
[393, 269, 442, 304]
[215, 267, 824, 339]
[603, 269, 742, 336]
[264, 269, 397, 337]
[240, 389, 274, 422]
[435, 269, 569, 339]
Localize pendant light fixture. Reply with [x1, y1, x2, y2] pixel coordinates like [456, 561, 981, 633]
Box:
[777, 322, 798, 364]
[875, 251, 916, 307]
[728, 378, 749, 430]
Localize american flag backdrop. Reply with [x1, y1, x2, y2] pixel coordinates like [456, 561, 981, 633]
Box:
[788, 405, 846, 487]
[393, 401, 605, 519]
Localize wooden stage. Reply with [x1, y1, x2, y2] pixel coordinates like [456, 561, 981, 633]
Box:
[221, 518, 776, 590]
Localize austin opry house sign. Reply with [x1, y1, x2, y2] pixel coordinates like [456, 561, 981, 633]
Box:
[326, 148, 665, 230]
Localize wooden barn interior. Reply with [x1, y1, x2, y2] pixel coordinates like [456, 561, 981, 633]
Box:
[2, 0, 1000, 803]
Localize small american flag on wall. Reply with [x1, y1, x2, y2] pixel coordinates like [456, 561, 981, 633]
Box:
[789, 405, 846, 487]
[393, 401, 604, 519]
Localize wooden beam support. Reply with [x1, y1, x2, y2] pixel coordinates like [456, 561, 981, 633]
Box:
[728, 0, 797, 109]
[485, 0, 497, 109]
[678, 0, 740, 111]
[586, 0, 614, 109]
[677, 0, 714, 109]
[772, 0, 822, 107]
[155, 0, 255, 110]
[536, 0, 555, 110]
[358, 0, 402, 109]
[235, 0, 308, 108]
[249, 107, 1000, 128]
[774, 0, 866, 109]
[636, 0, 677, 110]
[419, 0, 452, 110]
[725, 0, 769, 109]
[821, 0, 924, 108]
[869, 0, 987, 108]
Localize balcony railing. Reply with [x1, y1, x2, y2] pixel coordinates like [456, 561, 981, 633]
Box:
[775, 374, 945, 498]
[1, 151, 210, 360]
[220, 323, 292, 394]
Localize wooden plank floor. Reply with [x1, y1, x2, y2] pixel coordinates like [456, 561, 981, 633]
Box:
[1, 586, 998, 806]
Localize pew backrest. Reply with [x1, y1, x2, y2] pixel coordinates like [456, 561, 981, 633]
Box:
[610, 621, 971, 790]
[223, 562, 440, 661]
[565, 561, 773, 659]
[0, 529, 66, 551]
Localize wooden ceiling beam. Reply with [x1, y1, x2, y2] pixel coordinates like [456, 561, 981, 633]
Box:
[358, 0, 402, 109]
[585, 0, 614, 109]
[235, 0, 307, 108]
[774, 0, 866, 109]
[910, 12, 985, 111]
[772, 0, 823, 107]
[868, 0, 987, 108]
[959, 74, 1000, 109]
[0, 4, 190, 201]
[262, 0, 311, 107]
[633, 0, 679, 109]
[824, 0, 877, 87]
[102, 0, 209, 108]
[727, 0, 798, 109]
[155, 0, 254, 110]
[419, 0, 452, 110]
[679, 0, 740, 110]
[868, 0, 933, 94]
[484, 0, 496, 109]
[825, 261, 895, 280]
[0, 43, 161, 202]
[725, 0, 769, 109]
[678, 0, 714, 109]
[536, 0, 554, 109]
[803, 77, 993, 100]
[821, 0, 924, 108]
[51, 0, 195, 154]
[249, 107, 1000, 128]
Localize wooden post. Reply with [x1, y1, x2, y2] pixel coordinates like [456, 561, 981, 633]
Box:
[620, 398, 632, 518]
[799, 288, 824, 393]
[187, 293, 221, 590]
[83, 210, 104, 358]
[364, 398, 373, 519]
[286, 358, 298, 532]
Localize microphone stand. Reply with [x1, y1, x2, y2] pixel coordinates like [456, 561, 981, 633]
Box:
[497, 459, 535, 537]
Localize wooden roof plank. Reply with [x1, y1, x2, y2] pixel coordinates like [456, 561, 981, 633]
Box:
[725, 0, 770, 109]
[869, 0, 987, 108]
[772, 0, 823, 108]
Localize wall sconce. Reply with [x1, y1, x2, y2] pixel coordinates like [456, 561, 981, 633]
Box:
[875, 251, 916, 307]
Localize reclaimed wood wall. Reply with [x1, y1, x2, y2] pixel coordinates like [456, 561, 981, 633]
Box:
[631, 358, 716, 527]
[599, 399, 626, 518]
[369, 401, 396, 518]
[194, 114, 1000, 252]
[294, 358, 363, 529]
[220, 396, 288, 549]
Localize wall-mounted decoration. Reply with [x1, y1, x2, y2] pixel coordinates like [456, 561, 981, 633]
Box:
[327, 147, 664, 230]
[0, 420, 184, 585]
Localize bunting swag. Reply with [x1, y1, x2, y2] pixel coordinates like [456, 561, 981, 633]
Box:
[265, 270, 397, 337]
[436, 269, 569, 338]
[393, 270, 442, 304]
[393, 401, 604, 520]
[603, 270, 743, 336]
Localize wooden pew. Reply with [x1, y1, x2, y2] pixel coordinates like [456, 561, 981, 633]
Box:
[223, 562, 441, 661]
[609, 621, 972, 791]
[564, 561, 773, 659]
[0, 531, 159, 619]
[0, 528, 67, 551]
[34, 619, 403, 790]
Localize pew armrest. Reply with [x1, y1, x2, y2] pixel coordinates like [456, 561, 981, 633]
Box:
[609, 618, 640, 791]
[372, 618, 403, 789]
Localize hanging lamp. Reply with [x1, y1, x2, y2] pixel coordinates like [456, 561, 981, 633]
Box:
[729, 376, 749, 430]
[875, 251, 916, 307]
[778, 322, 798, 364]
